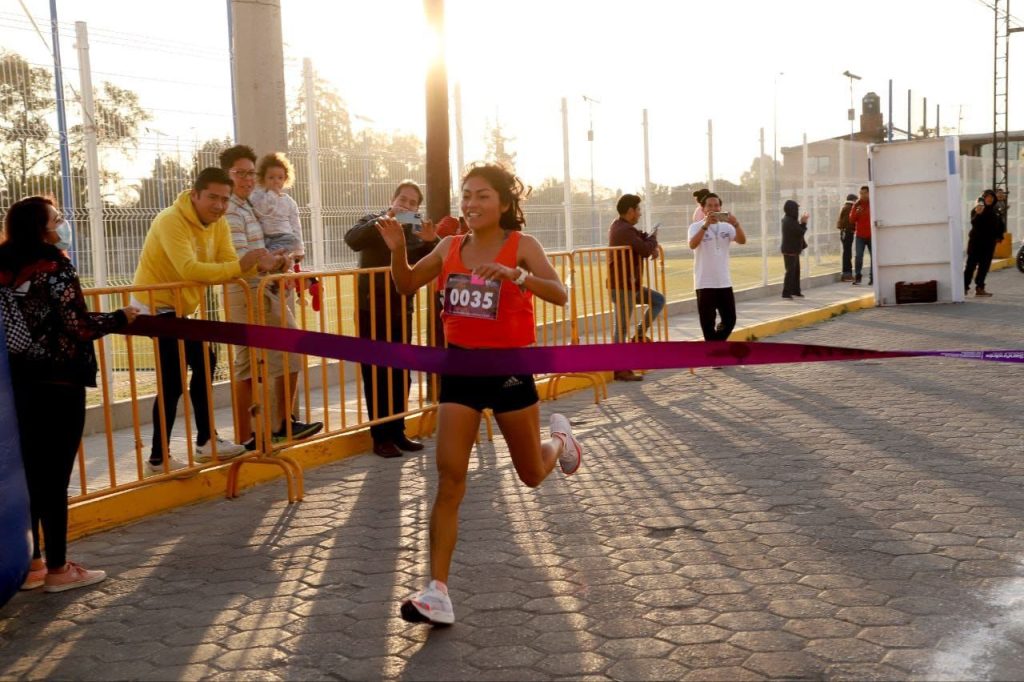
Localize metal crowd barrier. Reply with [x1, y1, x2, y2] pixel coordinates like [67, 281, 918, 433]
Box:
[63, 245, 671, 512]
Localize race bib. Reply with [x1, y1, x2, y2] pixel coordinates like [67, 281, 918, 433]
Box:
[443, 273, 501, 320]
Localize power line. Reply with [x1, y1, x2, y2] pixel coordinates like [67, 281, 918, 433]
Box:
[973, 0, 1024, 28]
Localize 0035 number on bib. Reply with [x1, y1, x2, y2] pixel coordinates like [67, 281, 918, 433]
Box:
[443, 273, 501, 320]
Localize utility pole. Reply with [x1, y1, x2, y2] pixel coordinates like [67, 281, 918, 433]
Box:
[424, 0, 450, 221]
[582, 95, 600, 240]
[993, 0, 1023, 191]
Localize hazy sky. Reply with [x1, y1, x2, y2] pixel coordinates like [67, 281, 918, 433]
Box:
[4, 0, 1019, 191]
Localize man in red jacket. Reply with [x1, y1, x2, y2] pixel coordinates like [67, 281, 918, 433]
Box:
[848, 185, 873, 285]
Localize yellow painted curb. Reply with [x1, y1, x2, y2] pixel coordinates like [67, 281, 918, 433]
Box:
[729, 294, 876, 342]
[990, 257, 1015, 272]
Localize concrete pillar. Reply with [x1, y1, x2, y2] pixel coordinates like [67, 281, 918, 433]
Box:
[229, 0, 288, 153]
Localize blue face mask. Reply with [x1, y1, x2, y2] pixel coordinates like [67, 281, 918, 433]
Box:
[52, 220, 72, 251]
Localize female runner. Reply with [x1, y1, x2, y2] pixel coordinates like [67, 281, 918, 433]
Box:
[376, 164, 583, 626]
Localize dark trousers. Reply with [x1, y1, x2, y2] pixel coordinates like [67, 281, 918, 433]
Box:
[782, 254, 801, 296]
[964, 239, 997, 290]
[151, 323, 215, 464]
[358, 305, 412, 442]
[840, 230, 854, 275]
[695, 287, 737, 341]
[855, 236, 872, 281]
[14, 382, 86, 569]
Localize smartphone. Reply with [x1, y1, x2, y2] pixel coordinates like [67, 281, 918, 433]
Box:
[394, 211, 423, 226]
[713, 211, 730, 220]
[651, 222, 661, 235]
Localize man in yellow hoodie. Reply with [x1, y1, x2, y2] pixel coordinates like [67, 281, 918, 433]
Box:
[132, 167, 281, 475]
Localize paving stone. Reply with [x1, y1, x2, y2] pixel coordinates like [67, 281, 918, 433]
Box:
[656, 624, 731, 645]
[606, 658, 689, 681]
[742, 651, 822, 678]
[5, 274, 1024, 680]
[804, 637, 887, 663]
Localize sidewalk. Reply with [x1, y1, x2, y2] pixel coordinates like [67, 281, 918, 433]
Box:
[3, 267, 1023, 680]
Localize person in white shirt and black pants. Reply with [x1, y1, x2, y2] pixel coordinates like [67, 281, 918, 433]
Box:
[687, 193, 747, 341]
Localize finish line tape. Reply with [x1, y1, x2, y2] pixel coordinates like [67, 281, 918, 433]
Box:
[124, 315, 1024, 377]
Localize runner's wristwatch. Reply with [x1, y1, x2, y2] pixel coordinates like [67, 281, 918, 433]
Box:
[513, 267, 529, 286]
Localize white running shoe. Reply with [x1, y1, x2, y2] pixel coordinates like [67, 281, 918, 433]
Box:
[400, 579, 455, 625]
[195, 436, 247, 463]
[144, 456, 190, 478]
[550, 413, 582, 476]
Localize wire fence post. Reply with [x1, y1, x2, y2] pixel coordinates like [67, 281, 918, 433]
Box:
[802, 132, 809, 274]
[561, 97, 573, 251]
[642, 108, 652, 232]
[707, 119, 715, 192]
[302, 58, 325, 270]
[759, 127, 768, 286]
[75, 21, 106, 289]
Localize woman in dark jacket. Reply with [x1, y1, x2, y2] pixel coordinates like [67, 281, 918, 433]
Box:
[964, 189, 1004, 297]
[0, 196, 136, 594]
[780, 199, 809, 299]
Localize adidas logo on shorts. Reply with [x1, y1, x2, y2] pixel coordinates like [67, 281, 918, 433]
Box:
[502, 376, 523, 389]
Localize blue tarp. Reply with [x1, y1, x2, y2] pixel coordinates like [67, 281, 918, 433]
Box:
[0, 308, 31, 607]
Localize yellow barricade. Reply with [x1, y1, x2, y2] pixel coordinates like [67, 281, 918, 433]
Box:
[58, 243, 673, 536]
[572, 245, 669, 346]
[73, 280, 256, 500]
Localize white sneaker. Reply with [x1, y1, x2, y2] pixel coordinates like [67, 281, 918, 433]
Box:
[550, 413, 582, 476]
[144, 456, 190, 477]
[400, 579, 455, 625]
[195, 436, 247, 463]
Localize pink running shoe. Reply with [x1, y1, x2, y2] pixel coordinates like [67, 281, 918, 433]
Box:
[43, 561, 107, 593]
[551, 413, 582, 475]
[20, 564, 46, 591]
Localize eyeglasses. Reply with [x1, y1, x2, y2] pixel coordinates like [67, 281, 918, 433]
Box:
[230, 170, 258, 179]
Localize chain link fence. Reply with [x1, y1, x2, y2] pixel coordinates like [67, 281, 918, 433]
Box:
[2, 10, 1020, 295]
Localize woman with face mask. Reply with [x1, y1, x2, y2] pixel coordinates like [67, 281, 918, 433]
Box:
[0, 196, 137, 594]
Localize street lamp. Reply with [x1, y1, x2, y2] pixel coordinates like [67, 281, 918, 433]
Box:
[582, 95, 600, 241]
[843, 70, 862, 142]
[843, 70, 862, 180]
[773, 72, 784, 239]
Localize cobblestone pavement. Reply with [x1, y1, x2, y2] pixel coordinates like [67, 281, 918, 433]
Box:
[2, 268, 1023, 681]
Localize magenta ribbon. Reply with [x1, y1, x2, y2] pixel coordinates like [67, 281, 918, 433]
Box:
[124, 315, 1024, 377]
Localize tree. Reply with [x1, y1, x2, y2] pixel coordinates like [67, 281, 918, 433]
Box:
[0, 49, 151, 207]
[287, 71, 353, 152]
[0, 51, 57, 201]
[485, 117, 516, 169]
[739, 154, 782, 190]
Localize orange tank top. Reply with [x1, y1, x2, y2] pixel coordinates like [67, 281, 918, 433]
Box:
[440, 231, 535, 349]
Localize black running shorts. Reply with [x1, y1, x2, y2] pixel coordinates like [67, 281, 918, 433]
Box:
[439, 373, 539, 414]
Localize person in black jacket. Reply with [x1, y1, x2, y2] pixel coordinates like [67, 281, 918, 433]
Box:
[780, 199, 809, 299]
[964, 189, 1004, 297]
[1, 196, 137, 593]
[344, 181, 439, 457]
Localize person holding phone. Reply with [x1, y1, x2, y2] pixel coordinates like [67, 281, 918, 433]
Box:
[780, 200, 809, 299]
[376, 163, 583, 626]
[964, 189, 1003, 297]
[687, 193, 747, 343]
[608, 194, 664, 382]
[345, 181, 437, 457]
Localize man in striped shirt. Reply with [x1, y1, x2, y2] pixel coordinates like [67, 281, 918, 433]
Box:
[220, 145, 322, 449]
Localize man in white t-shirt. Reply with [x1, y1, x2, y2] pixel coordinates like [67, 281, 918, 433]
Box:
[687, 193, 747, 341]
